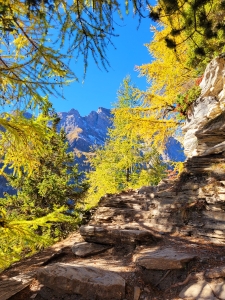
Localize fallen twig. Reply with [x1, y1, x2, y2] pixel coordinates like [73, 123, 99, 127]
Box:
[156, 270, 171, 287]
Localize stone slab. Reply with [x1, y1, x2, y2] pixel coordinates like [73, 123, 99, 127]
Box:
[80, 225, 161, 245]
[36, 262, 125, 300]
[134, 247, 197, 270]
[72, 241, 111, 257]
[179, 279, 225, 300]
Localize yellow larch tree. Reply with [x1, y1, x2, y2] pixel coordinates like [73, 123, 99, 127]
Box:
[86, 76, 167, 208]
[124, 14, 199, 151]
[149, 0, 225, 72]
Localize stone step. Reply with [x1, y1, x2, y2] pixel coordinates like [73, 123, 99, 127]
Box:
[152, 196, 191, 206]
[72, 242, 111, 258]
[155, 191, 177, 198]
[88, 221, 175, 233]
[203, 210, 225, 222]
[134, 246, 197, 270]
[186, 155, 225, 173]
[90, 207, 152, 224]
[80, 225, 161, 245]
[179, 279, 225, 300]
[203, 220, 225, 230]
[36, 263, 126, 300]
[149, 208, 173, 217]
[141, 222, 175, 233]
[0, 274, 33, 300]
[91, 206, 175, 223]
[194, 228, 225, 241]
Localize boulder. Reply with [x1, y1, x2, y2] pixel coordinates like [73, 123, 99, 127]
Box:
[36, 263, 125, 300]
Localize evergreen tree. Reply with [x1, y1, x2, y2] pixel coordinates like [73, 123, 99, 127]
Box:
[0, 114, 88, 270]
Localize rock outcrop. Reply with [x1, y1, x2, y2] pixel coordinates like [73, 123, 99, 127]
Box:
[183, 56, 225, 158]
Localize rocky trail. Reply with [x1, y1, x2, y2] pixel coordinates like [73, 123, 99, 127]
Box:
[2, 186, 225, 300]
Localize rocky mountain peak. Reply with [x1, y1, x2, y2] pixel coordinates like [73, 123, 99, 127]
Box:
[57, 107, 112, 153]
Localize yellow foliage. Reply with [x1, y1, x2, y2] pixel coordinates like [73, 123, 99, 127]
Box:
[0, 112, 53, 177]
[0, 207, 73, 271]
[86, 77, 168, 207]
[129, 14, 200, 152]
[137, 24, 196, 110]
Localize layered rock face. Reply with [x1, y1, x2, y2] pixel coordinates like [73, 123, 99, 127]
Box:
[85, 176, 225, 244]
[183, 56, 225, 158]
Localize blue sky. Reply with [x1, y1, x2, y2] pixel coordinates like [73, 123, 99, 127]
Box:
[51, 13, 154, 116]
